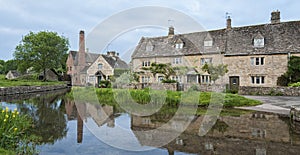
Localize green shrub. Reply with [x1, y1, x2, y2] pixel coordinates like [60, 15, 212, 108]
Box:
[289, 82, 300, 87]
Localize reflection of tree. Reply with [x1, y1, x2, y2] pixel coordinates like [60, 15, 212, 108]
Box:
[17, 93, 68, 144]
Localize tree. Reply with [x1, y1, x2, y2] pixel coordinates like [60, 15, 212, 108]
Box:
[142, 62, 175, 81]
[14, 31, 69, 81]
[278, 56, 300, 86]
[2, 60, 18, 74]
[202, 63, 228, 83]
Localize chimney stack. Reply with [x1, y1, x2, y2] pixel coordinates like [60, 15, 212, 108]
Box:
[168, 26, 174, 38]
[78, 30, 86, 66]
[226, 16, 232, 30]
[271, 10, 280, 24]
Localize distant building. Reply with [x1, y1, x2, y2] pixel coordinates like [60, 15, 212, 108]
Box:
[66, 31, 129, 86]
[131, 11, 300, 89]
[5, 70, 20, 79]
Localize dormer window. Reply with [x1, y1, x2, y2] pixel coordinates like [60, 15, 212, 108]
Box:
[175, 38, 184, 49]
[146, 42, 154, 51]
[204, 40, 213, 47]
[175, 43, 184, 49]
[254, 33, 265, 48]
[204, 33, 213, 47]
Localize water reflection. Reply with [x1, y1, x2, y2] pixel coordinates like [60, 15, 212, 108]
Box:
[2, 90, 300, 155]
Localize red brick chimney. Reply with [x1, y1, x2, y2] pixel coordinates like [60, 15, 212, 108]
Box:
[78, 30, 86, 66]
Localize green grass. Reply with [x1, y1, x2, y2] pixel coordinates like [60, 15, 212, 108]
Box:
[69, 87, 262, 108]
[0, 74, 64, 87]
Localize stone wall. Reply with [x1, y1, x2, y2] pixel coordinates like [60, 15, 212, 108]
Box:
[0, 88, 70, 102]
[0, 84, 68, 96]
[239, 86, 300, 96]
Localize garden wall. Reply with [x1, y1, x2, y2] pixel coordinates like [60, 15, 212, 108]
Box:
[239, 86, 300, 96]
[0, 84, 68, 96]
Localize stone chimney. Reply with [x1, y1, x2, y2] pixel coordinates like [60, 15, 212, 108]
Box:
[107, 51, 117, 57]
[168, 26, 174, 38]
[226, 16, 232, 30]
[271, 10, 280, 24]
[78, 30, 86, 66]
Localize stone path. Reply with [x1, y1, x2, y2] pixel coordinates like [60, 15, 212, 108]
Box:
[236, 95, 300, 115]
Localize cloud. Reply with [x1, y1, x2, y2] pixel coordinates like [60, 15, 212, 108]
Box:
[0, 0, 299, 61]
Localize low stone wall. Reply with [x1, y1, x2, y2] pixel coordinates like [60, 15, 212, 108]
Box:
[0, 88, 70, 102]
[239, 86, 300, 96]
[0, 84, 68, 96]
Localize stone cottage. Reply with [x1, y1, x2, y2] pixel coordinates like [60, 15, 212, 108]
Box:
[131, 11, 300, 89]
[5, 70, 20, 79]
[66, 31, 129, 86]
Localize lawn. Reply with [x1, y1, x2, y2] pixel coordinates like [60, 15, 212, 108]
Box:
[69, 87, 262, 108]
[0, 74, 64, 87]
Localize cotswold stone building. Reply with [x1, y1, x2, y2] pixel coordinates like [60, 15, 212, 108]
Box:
[66, 31, 129, 86]
[131, 11, 300, 88]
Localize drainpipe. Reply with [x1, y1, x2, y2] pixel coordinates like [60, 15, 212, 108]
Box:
[288, 52, 291, 82]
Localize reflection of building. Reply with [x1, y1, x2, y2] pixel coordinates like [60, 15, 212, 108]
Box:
[65, 98, 115, 143]
[131, 111, 300, 155]
[66, 31, 129, 86]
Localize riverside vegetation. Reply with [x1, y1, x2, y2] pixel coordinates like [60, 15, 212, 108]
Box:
[68, 87, 262, 114]
[0, 107, 40, 154]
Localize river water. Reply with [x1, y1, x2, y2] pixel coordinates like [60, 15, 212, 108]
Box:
[1, 89, 300, 155]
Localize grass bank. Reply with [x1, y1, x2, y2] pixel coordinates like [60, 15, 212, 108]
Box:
[0, 74, 64, 87]
[69, 87, 262, 108]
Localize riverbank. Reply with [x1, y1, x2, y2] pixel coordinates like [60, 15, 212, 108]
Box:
[69, 87, 262, 108]
[0, 84, 68, 96]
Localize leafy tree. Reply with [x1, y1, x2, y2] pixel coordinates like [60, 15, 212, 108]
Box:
[202, 63, 228, 83]
[287, 56, 300, 82]
[0, 60, 5, 74]
[2, 60, 18, 74]
[278, 56, 300, 86]
[142, 63, 175, 81]
[14, 31, 69, 81]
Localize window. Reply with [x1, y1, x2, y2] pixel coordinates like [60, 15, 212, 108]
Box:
[142, 61, 151, 67]
[175, 43, 183, 49]
[158, 76, 164, 82]
[204, 40, 213, 47]
[251, 57, 264, 66]
[141, 76, 150, 83]
[89, 76, 95, 83]
[98, 63, 103, 70]
[201, 75, 211, 84]
[200, 58, 212, 65]
[254, 38, 264, 47]
[146, 45, 154, 51]
[251, 76, 265, 84]
[172, 76, 182, 83]
[173, 57, 182, 64]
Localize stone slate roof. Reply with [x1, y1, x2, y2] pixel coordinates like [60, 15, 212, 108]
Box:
[70, 50, 100, 66]
[102, 55, 129, 69]
[132, 20, 300, 58]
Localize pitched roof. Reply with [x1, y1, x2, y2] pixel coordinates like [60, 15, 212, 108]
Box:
[69, 50, 100, 66]
[132, 20, 300, 57]
[102, 55, 129, 69]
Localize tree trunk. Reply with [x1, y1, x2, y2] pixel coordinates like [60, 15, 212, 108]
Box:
[43, 69, 47, 81]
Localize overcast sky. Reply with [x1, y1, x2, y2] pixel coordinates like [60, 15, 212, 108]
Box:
[0, 0, 299, 62]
